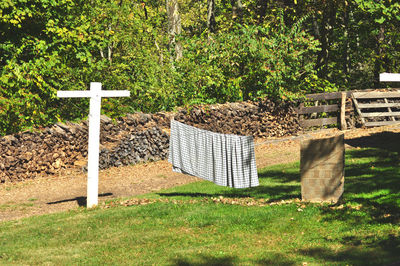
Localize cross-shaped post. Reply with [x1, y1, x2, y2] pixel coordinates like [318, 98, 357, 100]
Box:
[57, 82, 130, 208]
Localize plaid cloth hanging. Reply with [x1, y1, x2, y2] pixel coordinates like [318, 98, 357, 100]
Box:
[168, 120, 259, 188]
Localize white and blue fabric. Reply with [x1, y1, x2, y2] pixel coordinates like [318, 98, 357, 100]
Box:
[168, 120, 259, 188]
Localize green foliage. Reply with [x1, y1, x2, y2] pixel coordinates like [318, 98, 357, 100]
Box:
[177, 14, 329, 103]
[1, 0, 400, 134]
[0, 0, 174, 134]
[355, 0, 400, 24]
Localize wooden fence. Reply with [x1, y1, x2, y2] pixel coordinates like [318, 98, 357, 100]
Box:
[298, 92, 352, 130]
[298, 90, 400, 130]
[352, 91, 400, 127]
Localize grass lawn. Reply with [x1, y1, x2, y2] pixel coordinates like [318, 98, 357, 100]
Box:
[1, 137, 400, 265]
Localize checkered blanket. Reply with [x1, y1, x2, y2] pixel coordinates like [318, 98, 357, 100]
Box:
[168, 120, 259, 188]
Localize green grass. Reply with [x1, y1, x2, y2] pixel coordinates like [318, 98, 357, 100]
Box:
[0, 202, 35, 212]
[1, 134, 400, 265]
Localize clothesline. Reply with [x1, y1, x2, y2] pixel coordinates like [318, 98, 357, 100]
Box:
[168, 120, 259, 189]
[170, 119, 322, 147]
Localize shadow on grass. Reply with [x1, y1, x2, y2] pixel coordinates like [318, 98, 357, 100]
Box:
[171, 254, 298, 266]
[47, 192, 113, 207]
[258, 167, 299, 182]
[297, 233, 400, 265]
[158, 170, 301, 201]
[322, 145, 400, 225]
[299, 239, 400, 266]
[345, 131, 400, 156]
[169, 240, 400, 266]
[172, 255, 236, 266]
[255, 252, 306, 265]
[170, 245, 400, 266]
[285, 222, 399, 265]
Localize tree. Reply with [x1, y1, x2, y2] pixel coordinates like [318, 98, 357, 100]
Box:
[207, 0, 216, 34]
[166, 0, 182, 61]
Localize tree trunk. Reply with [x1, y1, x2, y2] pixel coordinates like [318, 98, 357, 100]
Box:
[316, 2, 335, 79]
[374, 25, 385, 88]
[207, 0, 216, 34]
[107, 24, 113, 63]
[256, 0, 268, 24]
[316, 12, 328, 77]
[231, 0, 243, 21]
[166, 0, 182, 61]
[342, 5, 350, 84]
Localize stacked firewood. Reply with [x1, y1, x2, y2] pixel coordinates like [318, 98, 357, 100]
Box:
[0, 98, 300, 183]
[0, 122, 88, 183]
[174, 99, 300, 138]
[99, 127, 169, 169]
[0, 114, 170, 183]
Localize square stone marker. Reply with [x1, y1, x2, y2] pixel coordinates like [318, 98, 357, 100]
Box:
[300, 134, 344, 202]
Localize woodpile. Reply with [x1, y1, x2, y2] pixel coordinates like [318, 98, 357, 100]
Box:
[174, 99, 300, 138]
[0, 98, 300, 183]
[0, 122, 88, 183]
[99, 127, 169, 169]
[0, 114, 171, 183]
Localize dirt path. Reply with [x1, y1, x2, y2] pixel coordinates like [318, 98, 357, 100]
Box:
[1, 126, 399, 222]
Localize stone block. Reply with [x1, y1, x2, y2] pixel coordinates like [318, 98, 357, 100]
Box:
[300, 134, 344, 202]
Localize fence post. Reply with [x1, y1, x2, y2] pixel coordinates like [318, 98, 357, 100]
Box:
[340, 92, 347, 130]
[298, 102, 304, 128]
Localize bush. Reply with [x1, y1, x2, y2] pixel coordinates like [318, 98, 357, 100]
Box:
[175, 14, 335, 104]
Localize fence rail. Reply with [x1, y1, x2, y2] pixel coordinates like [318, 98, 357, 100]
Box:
[297, 104, 339, 115]
[298, 92, 348, 129]
[305, 92, 352, 101]
[352, 91, 400, 127]
[352, 92, 400, 99]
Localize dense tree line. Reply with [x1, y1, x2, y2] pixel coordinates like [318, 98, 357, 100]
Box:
[1, 0, 399, 135]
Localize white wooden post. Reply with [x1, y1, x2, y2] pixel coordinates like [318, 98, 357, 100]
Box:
[87, 83, 101, 208]
[57, 82, 130, 208]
